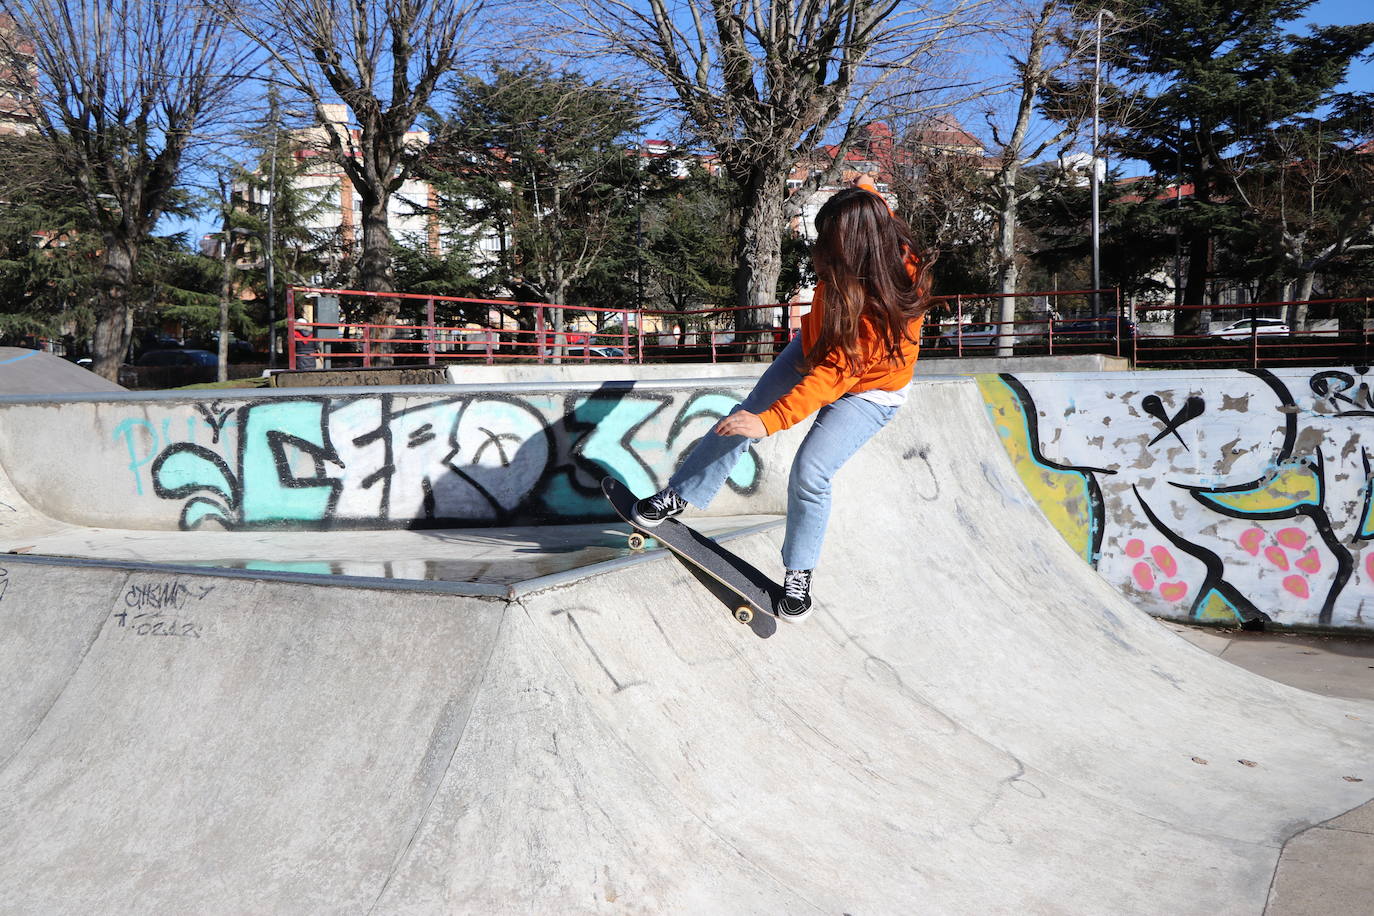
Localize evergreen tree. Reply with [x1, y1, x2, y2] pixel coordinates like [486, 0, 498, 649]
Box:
[0, 135, 101, 347]
[1100, 0, 1374, 332]
[428, 64, 645, 339]
[232, 94, 342, 347]
[639, 160, 734, 321]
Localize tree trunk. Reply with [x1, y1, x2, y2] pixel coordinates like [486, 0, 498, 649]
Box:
[994, 175, 1019, 357]
[90, 236, 138, 382]
[359, 192, 398, 364]
[218, 235, 232, 384]
[1293, 272, 1316, 332]
[1176, 232, 1210, 336]
[731, 164, 788, 358]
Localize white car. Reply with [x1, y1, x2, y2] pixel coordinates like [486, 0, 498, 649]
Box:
[937, 323, 1002, 347]
[1209, 318, 1290, 339]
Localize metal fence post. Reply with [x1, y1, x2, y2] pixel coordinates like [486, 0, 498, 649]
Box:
[1113, 289, 1122, 359]
[954, 295, 962, 357]
[535, 304, 546, 364]
[285, 287, 296, 370]
[1364, 298, 1370, 369]
[426, 297, 436, 366]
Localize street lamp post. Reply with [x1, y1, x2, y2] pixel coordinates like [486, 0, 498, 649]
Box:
[266, 124, 278, 368]
[1090, 8, 1115, 317]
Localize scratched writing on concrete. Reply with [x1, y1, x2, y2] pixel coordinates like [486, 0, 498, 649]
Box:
[123, 580, 215, 611]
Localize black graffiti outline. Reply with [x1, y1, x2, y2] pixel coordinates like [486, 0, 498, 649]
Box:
[152, 388, 763, 530]
[1165, 369, 1298, 502]
[1142, 394, 1205, 448]
[1359, 448, 1374, 544]
[194, 401, 234, 444]
[666, 388, 765, 497]
[561, 387, 676, 506]
[151, 443, 242, 529]
[471, 426, 523, 466]
[1170, 371, 1361, 625]
[407, 423, 436, 448]
[437, 394, 557, 525]
[345, 393, 396, 507]
[998, 374, 1113, 565]
[1310, 369, 1374, 417]
[1134, 485, 1270, 626]
[1180, 450, 1351, 626]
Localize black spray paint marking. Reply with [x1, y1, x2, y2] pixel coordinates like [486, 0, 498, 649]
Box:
[1142, 395, 1205, 448]
[1311, 370, 1374, 417]
[122, 580, 215, 611]
[194, 401, 235, 445]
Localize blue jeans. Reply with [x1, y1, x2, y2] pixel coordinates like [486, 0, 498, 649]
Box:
[669, 337, 900, 570]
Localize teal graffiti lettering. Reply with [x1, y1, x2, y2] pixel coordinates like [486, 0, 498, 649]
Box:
[573, 395, 663, 495]
[113, 419, 158, 496]
[239, 401, 341, 525]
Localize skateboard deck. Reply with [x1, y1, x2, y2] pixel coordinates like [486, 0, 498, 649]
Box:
[602, 476, 777, 624]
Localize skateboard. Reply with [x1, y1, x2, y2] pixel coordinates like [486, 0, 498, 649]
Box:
[602, 476, 776, 624]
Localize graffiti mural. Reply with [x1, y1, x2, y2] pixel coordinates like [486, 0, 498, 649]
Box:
[110, 388, 760, 530]
[980, 368, 1374, 631]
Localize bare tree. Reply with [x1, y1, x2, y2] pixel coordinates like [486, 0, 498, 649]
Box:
[976, 0, 1099, 353]
[881, 125, 993, 293]
[554, 0, 984, 343]
[0, 0, 245, 380]
[1227, 121, 1374, 330]
[226, 0, 485, 330]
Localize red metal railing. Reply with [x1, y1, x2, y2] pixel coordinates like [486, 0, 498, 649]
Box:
[285, 286, 805, 370]
[286, 287, 642, 370]
[284, 286, 1373, 372]
[1129, 298, 1373, 370]
[921, 289, 1130, 360]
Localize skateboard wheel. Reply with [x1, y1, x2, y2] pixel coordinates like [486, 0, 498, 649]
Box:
[734, 606, 753, 624]
[627, 533, 647, 550]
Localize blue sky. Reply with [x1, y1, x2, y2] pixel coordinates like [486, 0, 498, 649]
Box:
[1305, 0, 1373, 92]
[165, 0, 1373, 243]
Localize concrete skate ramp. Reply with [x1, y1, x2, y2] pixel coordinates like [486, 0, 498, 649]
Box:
[0, 347, 124, 394]
[1, 379, 1372, 913]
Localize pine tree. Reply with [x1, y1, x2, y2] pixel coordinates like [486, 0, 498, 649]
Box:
[1101, 0, 1374, 332]
[428, 64, 645, 340]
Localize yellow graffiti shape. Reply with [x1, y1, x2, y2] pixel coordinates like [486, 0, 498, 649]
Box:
[1201, 462, 1320, 515]
[1195, 590, 1241, 623]
[977, 376, 1095, 563]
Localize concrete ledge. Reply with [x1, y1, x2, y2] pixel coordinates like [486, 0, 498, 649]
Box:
[916, 353, 1131, 374]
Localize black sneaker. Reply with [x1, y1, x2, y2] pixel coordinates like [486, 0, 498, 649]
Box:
[775, 569, 813, 621]
[631, 486, 688, 527]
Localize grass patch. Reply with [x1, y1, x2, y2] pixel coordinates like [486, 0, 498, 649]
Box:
[176, 376, 270, 390]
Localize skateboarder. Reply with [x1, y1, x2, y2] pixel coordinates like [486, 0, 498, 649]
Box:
[633, 177, 933, 621]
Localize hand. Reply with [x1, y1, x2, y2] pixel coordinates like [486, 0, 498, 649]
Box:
[714, 410, 767, 438]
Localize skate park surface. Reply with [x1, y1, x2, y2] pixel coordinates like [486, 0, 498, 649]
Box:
[1, 368, 1373, 913]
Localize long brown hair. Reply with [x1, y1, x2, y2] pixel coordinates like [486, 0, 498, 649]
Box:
[806, 187, 933, 373]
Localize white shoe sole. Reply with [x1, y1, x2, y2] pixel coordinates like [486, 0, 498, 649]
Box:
[630, 509, 669, 528]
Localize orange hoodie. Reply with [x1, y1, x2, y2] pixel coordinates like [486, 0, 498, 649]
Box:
[757, 180, 924, 435]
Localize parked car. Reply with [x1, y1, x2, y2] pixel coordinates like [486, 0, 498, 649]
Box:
[935, 323, 1002, 348]
[136, 348, 219, 368]
[564, 346, 627, 360]
[1053, 315, 1138, 340]
[1209, 318, 1290, 339]
[119, 348, 219, 389]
